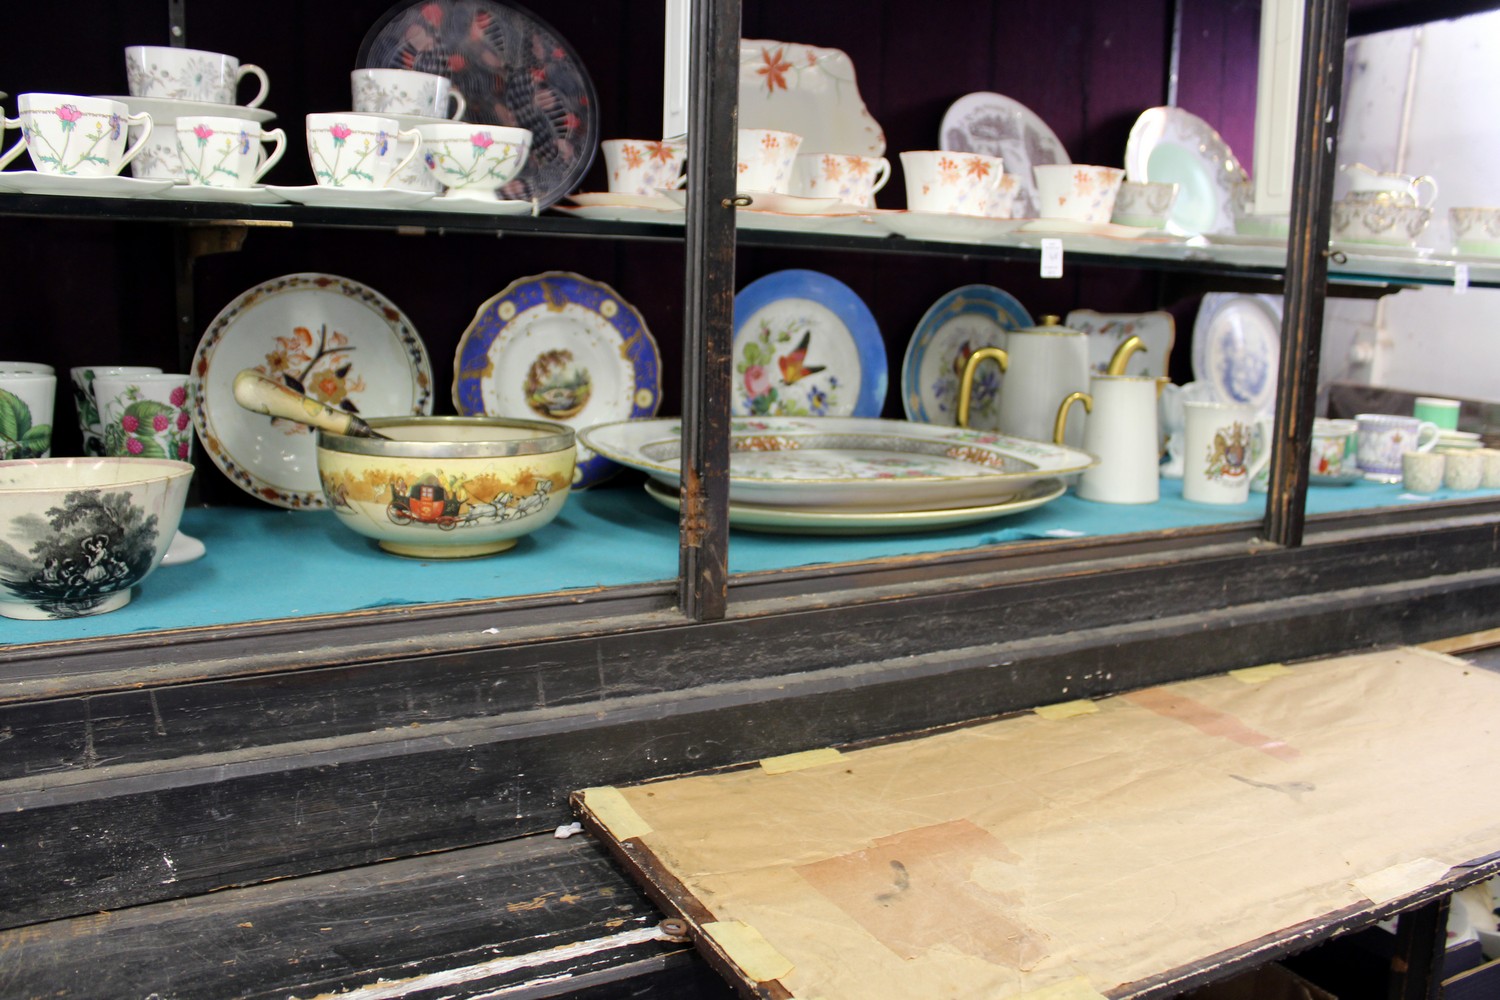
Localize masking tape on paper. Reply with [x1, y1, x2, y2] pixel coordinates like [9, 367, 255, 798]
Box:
[1013, 975, 1107, 1000]
[1229, 663, 1294, 684]
[702, 920, 794, 982]
[1352, 858, 1452, 904]
[760, 747, 843, 774]
[1034, 700, 1099, 721]
[580, 786, 653, 841]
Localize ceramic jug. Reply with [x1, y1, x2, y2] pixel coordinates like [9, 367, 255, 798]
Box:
[1054, 373, 1165, 504]
[958, 318, 1144, 449]
[1340, 162, 1438, 208]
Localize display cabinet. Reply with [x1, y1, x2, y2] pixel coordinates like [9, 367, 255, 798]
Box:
[2, 0, 1499, 996]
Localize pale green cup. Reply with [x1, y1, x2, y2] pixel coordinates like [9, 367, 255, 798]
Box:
[1413, 396, 1460, 431]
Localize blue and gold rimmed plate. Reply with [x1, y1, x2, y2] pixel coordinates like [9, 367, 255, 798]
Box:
[453, 271, 661, 488]
[732, 269, 886, 418]
[901, 284, 1032, 430]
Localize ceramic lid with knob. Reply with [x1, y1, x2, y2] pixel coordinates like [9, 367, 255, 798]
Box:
[1012, 314, 1085, 336]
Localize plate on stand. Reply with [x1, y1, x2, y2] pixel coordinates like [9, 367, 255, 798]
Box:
[190, 273, 434, 509]
[732, 269, 886, 418]
[1191, 292, 1282, 412]
[1126, 107, 1248, 235]
[453, 272, 661, 488]
[902, 285, 1033, 429]
[939, 92, 1070, 220]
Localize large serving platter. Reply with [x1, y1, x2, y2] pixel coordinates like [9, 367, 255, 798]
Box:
[901, 284, 1032, 429]
[191, 273, 434, 509]
[641, 477, 1067, 535]
[453, 272, 660, 488]
[1125, 107, 1248, 235]
[739, 39, 885, 155]
[579, 416, 1096, 512]
[938, 92, 1071, 220]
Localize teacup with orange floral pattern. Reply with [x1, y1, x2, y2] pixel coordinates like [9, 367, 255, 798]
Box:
[1034, 164, 1126, 224]
[737, 129, 802, 195]
[601, 138, 687, 196]
[900, 150, 1005, 216]
[791, 152, 891, 207]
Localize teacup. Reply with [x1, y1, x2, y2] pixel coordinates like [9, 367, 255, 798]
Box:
[1441, 448, 1483, 491]
[737, 128, 801, 195]
[900, 150, 1004, 216]
[1310, 417, 1357, 478]
[0, 94, 152, 177]
[0, 372, 56, 459]
[1402, 450, 1445, 494]
[415, 123, 531, 199]
[1034, 164, 1126, 224]
[1340, 162, 1437, 208]
[1413, 396, 1460, 431]
[1331, 197, 1432, 245]
[128, 117, 186, 180]
[1181, 401, 1272, 505]
[177, 115, 286, 188]
[352, 68, 466, 120]
[71, 366, 163, 457]
[93, 372, 195, 462]
[1450, 207, 1500, 255]
[1111, 180, 1179, 228]
[0, 362, 55, 374]
[1356, 413, 1439, 480]
[306, 113, 422, 189]
[601, 138, 687, 196]
[1478, 448, 1500, 489]
[790, 152, 891, 207]
[126, 45, 269, 108]
[983, 174, 1020, 218]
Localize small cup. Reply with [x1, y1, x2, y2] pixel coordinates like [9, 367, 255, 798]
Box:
[352, 68, 466, 120]
[306, 113, 422, 189]
[900, 150, 1004, 216]
[1356, 413, 1440, 480]
[737, 128, 801, 195]
[92, 372, 195, 462]
[416, 123, 531, 200]
[1412, 396, 1460, 431]
[1111, 180, 1179, 228]
[1181, 401, 1273, 505]
[983, 174, 1020, 219]
[1034, 164, 1126, 224]
[177, 115, 286, 188]
[126, 45, 269, 107]
[1449, 207, 1500, 255]
[1330, 198, 1431, 245]
[1477, 448, 1500, 488]
[1441, 449, 1483, 491]
[0, 372, 57, 459]
[1310, 417, 1358, 477]
[601, 138, 688, 196]
[128, 116, 185, 180]
[1402, 450, 1445, 494]
[0, 361, 55, 374]
[71, 366, 163, 457]
[0, 94, 153, 177]
[790, 151, 891, 207]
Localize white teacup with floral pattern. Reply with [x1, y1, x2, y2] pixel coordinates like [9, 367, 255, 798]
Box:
[791, 152, 891, 207]
[1356, 413, 1439, 479]
[1034, 164, 1126, 224]
[737, 128, 801, 195]
[352, 68, 466, 120]
[126, 46, 269, 108]
[0, 94, 153, 177]
[306, 113, 422, 190]
[900, 150, 1004, 216]
[72, 366, 163, 457]
[984, 174, 1020, 218]
[93, 372, 195, 463]
[601, 139, 687, 196]
[416, 123, 531, 200]
[0, 372, 55, 460]
[176, 115, 286, 188]
[1111, 180, 1179, 228]
[1449, 207, 1500, 255]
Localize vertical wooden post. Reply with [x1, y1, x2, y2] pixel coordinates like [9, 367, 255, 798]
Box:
[1389, 895, 1450, 1000]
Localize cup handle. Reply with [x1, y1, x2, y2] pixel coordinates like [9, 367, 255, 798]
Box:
[252, 128, 287, 183]
[0, 118, 24, 171]
[447, 90, 468, 120]
[956, 347, 1009, 430]
[237, 64, 271, 109]
[117, 113, 155, 171]
[1415, 420, 1440, 452]
[1413, 175, 1439, 209]
[1054, 392, 1092, 445]
[385, 128, 423, 186]
[1245, 416, 1276, 483]
[671, 162, 689, 190]
[869, 157, 891, 196]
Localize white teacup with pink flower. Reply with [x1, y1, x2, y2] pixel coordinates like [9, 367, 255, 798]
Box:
[415, 122, 532, 200]
[306, 113, 422, 190]
[93, 372, 195, 462]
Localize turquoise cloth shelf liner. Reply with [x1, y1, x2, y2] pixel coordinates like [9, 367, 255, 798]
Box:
[5, 477, 1496, 646]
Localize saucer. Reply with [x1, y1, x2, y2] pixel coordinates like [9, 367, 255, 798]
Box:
[869, 210, 1024, 244]
[0, 172, 177, 198]
[735, 210, 884, 236]
[95, 95, 277, 125]
[156, 184, 288, 205]
[1329, 241, 1434, 260]
[567, 191, 683, 211]
[422, 196, 535, 215]
[1017, 218, 1179, 241]
[262, 185, 436, 209]
[1310, 470, 1364, 487]
[386, 112, 462, 130]
[553, 204, 685, 225]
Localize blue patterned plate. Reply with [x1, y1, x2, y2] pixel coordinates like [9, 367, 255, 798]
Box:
[453, 272, 661, 488]
[732, 269, 886, 418]
[901, 285, 1032, 430]
[1191, 292, 1281, 413]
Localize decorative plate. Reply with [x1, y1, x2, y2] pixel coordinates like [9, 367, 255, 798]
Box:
[939, 92, 1071, 220]
[191, 273, 434, 509]
[579, 416, 1095, 512]
[642, 477, 1066, 535]
[739, 40, 885, 155]
[902, 285, 1032, 429]
[358, 0, 598, 209]
[1064, 309, 1176, 378]
[453, 271, 661, 488]
[1125, 107, 1249, 236]
[732, 269, 886, 418]
[1191, 293, 1282, 413]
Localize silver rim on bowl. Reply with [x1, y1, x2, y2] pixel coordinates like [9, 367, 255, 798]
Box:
[315, 415, 575, 458]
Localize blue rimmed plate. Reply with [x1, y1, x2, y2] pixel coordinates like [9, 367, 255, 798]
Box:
[901, 284, 1032, 430]
[732, 269, 886, 418]
[453, 272, 661, 489]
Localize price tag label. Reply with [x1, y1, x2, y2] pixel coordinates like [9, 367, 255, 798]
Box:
[1040, 239, 1064, 279]
[1455, 263, 1470, 295]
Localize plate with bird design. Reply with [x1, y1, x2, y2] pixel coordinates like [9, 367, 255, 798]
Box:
[732, 269, 887, 419]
